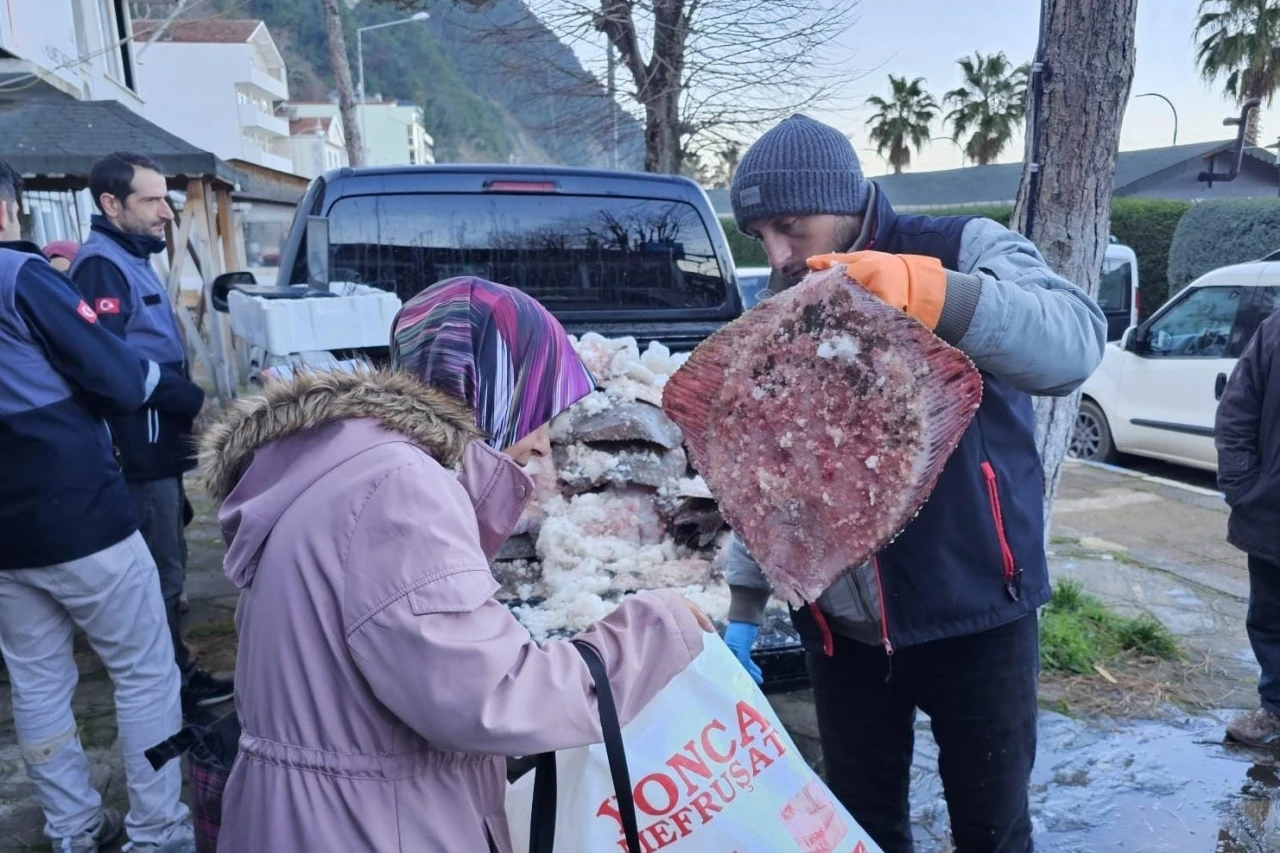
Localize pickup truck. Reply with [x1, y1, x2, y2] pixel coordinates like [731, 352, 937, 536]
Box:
[219, 164, 744, 353]
[213, 164, 807, 692]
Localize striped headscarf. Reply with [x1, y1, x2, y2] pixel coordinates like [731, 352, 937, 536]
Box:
[390, 277, 596, 450]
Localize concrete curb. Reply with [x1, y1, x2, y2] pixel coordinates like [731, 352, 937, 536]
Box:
[1066, 458, 1224, 499]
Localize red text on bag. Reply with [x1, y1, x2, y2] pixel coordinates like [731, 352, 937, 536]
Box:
[595, 700, 789, 851]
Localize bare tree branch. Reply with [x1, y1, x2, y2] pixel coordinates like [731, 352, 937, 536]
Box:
[450, 0, 861, 172]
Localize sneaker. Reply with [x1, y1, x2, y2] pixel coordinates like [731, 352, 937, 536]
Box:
[1226, 707, 1280, 747]
[122, 840, 195, 853]
[123, 821, 196, 853]
[182, 666, 233, 709]
[54, 807, 123, 852]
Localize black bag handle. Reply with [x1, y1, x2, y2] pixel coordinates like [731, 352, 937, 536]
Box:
[527, 751, 557, 853]
[527, 640, 642, 853]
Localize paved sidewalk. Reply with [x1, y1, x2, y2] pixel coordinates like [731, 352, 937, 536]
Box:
[1053, 459, 1246, 598]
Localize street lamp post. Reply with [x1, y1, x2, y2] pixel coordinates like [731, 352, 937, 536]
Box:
[1136, 92, 1178, 146]
[357, 12, 429, 164]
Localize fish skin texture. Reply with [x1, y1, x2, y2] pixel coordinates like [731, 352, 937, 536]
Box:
[663, 264, 983, 605]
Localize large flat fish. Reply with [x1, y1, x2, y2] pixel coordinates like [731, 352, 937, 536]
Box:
[662, 264, 983, 606]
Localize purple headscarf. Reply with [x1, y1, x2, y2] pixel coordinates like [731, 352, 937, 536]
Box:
[389, 277, 596, 450]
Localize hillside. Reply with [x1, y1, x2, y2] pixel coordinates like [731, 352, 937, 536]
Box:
[137, 0, 643, 167]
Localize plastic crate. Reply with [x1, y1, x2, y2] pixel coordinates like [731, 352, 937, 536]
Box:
[228, 284, 402, 356]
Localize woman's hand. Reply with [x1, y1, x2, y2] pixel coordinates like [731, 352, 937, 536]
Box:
[679, 596, 715, 632]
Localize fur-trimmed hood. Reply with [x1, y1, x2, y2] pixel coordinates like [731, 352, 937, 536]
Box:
[199, 368, 483, 503]
[198, 369, 495, 590]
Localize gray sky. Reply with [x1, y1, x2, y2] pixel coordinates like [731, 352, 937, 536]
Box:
[814, 0, 1274, 176]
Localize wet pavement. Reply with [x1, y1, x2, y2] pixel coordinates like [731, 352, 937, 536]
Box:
[768, 460, 1280, 853]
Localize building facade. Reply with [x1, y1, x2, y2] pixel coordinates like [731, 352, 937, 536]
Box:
[0, 0, 150, 242]
[132, 18, 293, 174]
[287, 114, 349, 180]
[291, 98, 435, 167]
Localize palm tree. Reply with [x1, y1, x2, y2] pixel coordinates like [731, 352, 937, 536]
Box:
[865, 76, 938, 174]
[944, 52, 1029, 166]
[1195, 0, 1280, 144]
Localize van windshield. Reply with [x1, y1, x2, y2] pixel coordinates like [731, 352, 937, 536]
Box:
[321, 193, 729, 312]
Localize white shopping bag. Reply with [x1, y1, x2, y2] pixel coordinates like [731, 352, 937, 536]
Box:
[506, 634, 882, 853]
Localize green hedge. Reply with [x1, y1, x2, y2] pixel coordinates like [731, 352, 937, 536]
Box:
[719, 216, 767, 267]
[1166, 198, 1280, 296]
[1111, 199, 1191, 320]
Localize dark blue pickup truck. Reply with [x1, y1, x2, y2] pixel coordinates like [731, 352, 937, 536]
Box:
[259, 164, 744, 351]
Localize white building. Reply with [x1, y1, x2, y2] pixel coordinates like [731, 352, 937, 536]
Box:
[0, 0, 144, 107]
[0, 0, 150, 242]
[132, 18, 294, 174]
[288, 115, 349, 179]
[291, 99, 435, 167]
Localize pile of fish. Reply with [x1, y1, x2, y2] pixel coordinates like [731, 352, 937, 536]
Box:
[494, 335, 740, 641]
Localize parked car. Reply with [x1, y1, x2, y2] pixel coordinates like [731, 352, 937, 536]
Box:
[736, 265, 772, 308]
[1070, 259, 1280, 471]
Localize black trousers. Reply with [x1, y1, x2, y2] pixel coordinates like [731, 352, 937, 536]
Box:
[128, 476, 194, 680]
[1246, 555, 1280, 717]
[799, 610, 1039, 853]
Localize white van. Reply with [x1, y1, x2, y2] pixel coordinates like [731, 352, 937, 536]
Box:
[1100, 240, 1140, 342]
[1071, 259, 1280, 471]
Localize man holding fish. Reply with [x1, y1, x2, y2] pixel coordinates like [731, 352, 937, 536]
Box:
[717, 115, 1106, 853]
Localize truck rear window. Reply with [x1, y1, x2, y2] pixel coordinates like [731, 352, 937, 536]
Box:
[323, 193, 729, 311]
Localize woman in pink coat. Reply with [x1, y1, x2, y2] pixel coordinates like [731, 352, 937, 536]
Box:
[200, 277, 710, 852]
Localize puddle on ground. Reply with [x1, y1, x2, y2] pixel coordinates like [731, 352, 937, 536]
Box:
[907, 710, 1280, 852]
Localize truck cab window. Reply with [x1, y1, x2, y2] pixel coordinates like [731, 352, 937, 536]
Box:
[324, 194, 729, 312]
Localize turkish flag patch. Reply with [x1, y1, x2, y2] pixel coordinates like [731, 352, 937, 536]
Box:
[75, 300, 98, 324]
[95, 297, 121, 314]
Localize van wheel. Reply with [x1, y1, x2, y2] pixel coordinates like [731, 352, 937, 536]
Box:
[1069, 399, 1117, 464]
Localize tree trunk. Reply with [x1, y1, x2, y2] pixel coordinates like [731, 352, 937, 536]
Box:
[320, 0, 365, 168]
[1244, 102, 1263, 147]
[1009, 0, 1137, 536]
[644, 86, 683, 173]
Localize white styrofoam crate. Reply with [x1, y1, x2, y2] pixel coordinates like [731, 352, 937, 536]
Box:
[228, 284, 402, 357]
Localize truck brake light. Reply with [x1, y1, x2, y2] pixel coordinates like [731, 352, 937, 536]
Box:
[483, 180, 559, 193]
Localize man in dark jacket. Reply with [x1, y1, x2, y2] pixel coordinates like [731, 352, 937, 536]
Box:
[0, 160, 197, 852]
[1216, 307, 1280, 746]
[722, 116, 1106, 853]
[70, 152, 232, 717]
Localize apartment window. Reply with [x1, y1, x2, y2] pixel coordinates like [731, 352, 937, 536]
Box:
[97, 0, 136, 90]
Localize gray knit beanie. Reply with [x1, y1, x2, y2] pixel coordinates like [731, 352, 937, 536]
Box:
[730, 114, 870, 234]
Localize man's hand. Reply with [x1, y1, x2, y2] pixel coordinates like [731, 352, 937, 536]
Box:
[807, 251, 948, 330]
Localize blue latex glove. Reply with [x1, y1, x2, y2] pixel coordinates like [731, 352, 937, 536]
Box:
[723, 621, 764, 685]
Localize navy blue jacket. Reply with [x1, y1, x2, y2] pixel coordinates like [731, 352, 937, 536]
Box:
[71, 216, 204, 482]
[0, 242, 200, 569]
[1216, 310, 1280, 566]
[726, 186, 1107, 649]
